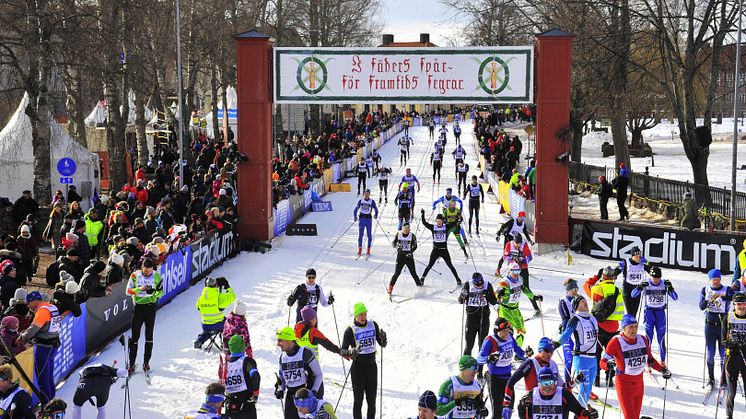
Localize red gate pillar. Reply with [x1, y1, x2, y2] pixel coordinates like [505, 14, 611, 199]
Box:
[235, 30, 273, 240]
[534, 30, 573, 246]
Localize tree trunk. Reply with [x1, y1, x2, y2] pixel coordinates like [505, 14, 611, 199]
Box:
[609, 0, 631, 171]
[630, 127, 642, 150]
[29, 61, 53, 205]
[134, 92, 148, 167]
[610, 99, 630, 170]
[104, 77, 127, 191]
[63, 66, 88, 147]
[211, 61, 220, 140]
[569, 110, 583, 163]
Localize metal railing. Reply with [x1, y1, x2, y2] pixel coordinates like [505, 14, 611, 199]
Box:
[568, 161, 746, 220]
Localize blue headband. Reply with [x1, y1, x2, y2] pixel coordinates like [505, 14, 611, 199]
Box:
[206, 394, 226, 404]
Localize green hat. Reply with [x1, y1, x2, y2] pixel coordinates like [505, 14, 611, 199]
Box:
[353, 302, 368, 317]
[458, 355, 477, 371]
[228, 335, 245, 354]
[276, 326, 296, 341]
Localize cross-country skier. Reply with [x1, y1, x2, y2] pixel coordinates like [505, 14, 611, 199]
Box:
[353, 189, 379, 257]
[429, 119, 435, 138]
[184, 382, 226, 419]
[723, 292, 746, 419]
[371, 149, 381, 171]
[431, 148, 443, 184]
[341, 302, 388, 419]
[557, 294, 599, 407]
[631, 266, 678, 366]
[582, 266, 624, 387]
[732, 238, 746, 284]
[293, 388, 337, 419]
[439, 123, 449, 142]
[459, 272, 498, 355]
[395, 183, 414, 230]
[223, 335, 261, 419]
[71, 363, 128, 419]
[398, 136, 411, 165]
[125, 257, 162, 375]
[0, 364, 34, 419]
[503, 337, 563, 418]
[356, 158, 368, 195]
[497, 235, 540, 315]
[376, 167, 392, 203]
[496, 212, 533, 246]
[465, 176, 484, 235]
[699, 268, 734, 388]
[516, 366, 598, 419]
[194, 276, 236, 349]
[436, 356, 489, 419]
[433, 188, 463, 211]
[618, 246, 649, 317]
[477, 318, 527, 417]
[601, 314, 670, 419]
[294, 306, 357, 360]
[18, 290, 61, 407]
[557, 279, 579, 385]
[456, 162, 470, 196]
[287, 268, 334, 324]
[399, 168, 421, 213]
[364, 153, 374, 177]
[275, 326, 324, 419]
[443, 200, 469, 259]
[419, 209, 462, 286]
[452, 143, 466, 165]
[496, 263, 542, 347]
[388, 223, 421, 294]
[453, 122, 462, 144]
[408, 390, 438, 419]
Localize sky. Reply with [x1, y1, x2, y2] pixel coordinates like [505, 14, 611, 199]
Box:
[380, 0, 464, 46]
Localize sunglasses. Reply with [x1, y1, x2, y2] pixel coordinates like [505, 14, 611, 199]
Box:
[539, 378, 556, 387]
[306, 276, 316, 279]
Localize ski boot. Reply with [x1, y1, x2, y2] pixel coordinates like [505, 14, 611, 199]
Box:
[357, 247, 362, 256]
[143, 362, 150, 372]
[387, 285, 394, 295]
[367, 247, 371, 256]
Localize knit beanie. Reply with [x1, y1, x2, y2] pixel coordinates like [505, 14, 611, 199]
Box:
[13, 288, 27, 302]
[300, 306, 317, 322]
[232, 300, 246, 316]
[228, 335, 246, 354]
[620, 313, 638, 330]
[418, 390, 437, 410]
[110, 252, 125, 267]
[1, 263, 14, 275]
[1, 316, 19, 330]
[66, 281, 81, 295]
[353, 302, 367, 317]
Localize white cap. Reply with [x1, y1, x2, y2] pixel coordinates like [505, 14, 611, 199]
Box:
[20, 225, 30, 234]
[109, 252, 124, 267]
[232, 300, 247, 316]
[14, 288, 27, 301]
[66, 281, 81, 294]
[219, 188, 227, 196]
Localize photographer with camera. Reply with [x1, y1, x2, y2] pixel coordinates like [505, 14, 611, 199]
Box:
[194, 276, 236, 349]
[125, 257, 163, 374]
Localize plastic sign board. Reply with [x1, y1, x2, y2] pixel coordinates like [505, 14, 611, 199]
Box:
[311, 201, 334, 212]
[60, 177, 73, 184]
[57, 158, 77, 176]
[274, 47, 533, 104]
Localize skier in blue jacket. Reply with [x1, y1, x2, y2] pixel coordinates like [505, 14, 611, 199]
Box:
[632, 266, 678, 366]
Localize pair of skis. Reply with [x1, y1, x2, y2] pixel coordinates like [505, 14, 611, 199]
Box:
[121, 365, 152, 388]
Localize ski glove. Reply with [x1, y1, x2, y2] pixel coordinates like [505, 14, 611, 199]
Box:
[579, 407, 599, 419]
[664, 280, 674, 291]
[605, 359, 616, 370]
[488, 352, 500, 363]
[458, 294, 466, 304]
[379, 329, 388, 347]
[476, 407, 489, 417]
[501, 407, 512, 419]
[455, 397, 474, 410]
[286, 295, 296, 307]
[274, 388, 284, 399]
[327, 293, 335, 305]
[354, 217, 358, 222]
[339, 348, 358, 358]
[534, 294, 543, 302]
[661, 367, 672, 380]
[524, 346, 534, 357]
[575, 371, 586, 384]
[636, 282, 649, 290]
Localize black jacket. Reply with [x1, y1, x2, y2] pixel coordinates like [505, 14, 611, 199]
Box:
[0, 274, 19, 309]
[80, 267, 107, 300]
[598, 181, 613, 200]
[53, 289, 82, 317]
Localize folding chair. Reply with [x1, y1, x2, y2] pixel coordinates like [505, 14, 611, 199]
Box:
[203, 330, 224, 354]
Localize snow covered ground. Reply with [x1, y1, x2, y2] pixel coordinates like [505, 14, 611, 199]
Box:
[579, 119, 746, 191]
[55, 124, 731, 418]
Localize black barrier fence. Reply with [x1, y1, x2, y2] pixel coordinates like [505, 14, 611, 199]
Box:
[568, 161, 746, 221]
[571, 218, 746, 274]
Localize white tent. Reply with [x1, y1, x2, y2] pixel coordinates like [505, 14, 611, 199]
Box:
[84, 100, 106, 127]
[0, 93, 100, 205]
[203, 86, 237, 139]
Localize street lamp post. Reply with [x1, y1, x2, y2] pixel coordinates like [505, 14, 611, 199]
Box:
[175, 0, 185, 189]
[731, 0, 743, 231]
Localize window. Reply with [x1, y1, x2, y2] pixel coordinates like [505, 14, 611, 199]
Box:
[727, 73, 734, 81]
[740, 93, 746, 103]
[727, 93, 734, 102]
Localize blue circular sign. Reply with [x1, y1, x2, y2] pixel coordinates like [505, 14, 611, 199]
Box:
[57, 158, 77, 177]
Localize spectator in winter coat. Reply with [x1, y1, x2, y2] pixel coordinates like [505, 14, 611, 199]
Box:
[0, 316, 26, 355]
[11, 190, 39, 224]
[84, 209, 104, 252]
[73, 219, 92, 264]
[611, 167, 630, 220]
[597, 176, 613, 220]
[133, 179, 149, 204]
[67, 200, 84, 220]
[106, 252, 126, 286]
[43, 202, 66, 250]
[67, 185, 83, 205]
[680, 191, 699, 230]
[3, 288, 32, 333]
[52, 278, 82, 318]
[0, 263, 19, 309]
[80, 261, 108, 300]
[16, 225, 38, 282]
[58, 248, 84, 281]
[222, 300, 253, 358]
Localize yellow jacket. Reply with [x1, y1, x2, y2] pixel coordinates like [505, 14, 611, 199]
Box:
[196, 286, 236, 325]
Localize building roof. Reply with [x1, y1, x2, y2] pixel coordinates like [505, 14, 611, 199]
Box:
[378, 41, 439, 48]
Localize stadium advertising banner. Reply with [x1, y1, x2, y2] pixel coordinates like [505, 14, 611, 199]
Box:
[274, 47, 533, 104]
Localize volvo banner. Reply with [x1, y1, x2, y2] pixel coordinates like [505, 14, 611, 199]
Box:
[274, 47, 533, 104]
[577, 219, 745, 274]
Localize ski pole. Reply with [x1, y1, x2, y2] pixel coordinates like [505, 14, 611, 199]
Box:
[276, 373, 285, 415]
[287, 306, 291, 327]
[601, 371, 611, 419]
[356, 250, 397, 285]
[375, 218, 393, 244]
[334, 366, 352, 413]
[330, 296, 347, 378]
[460, 303, 465, 356]
[538, 299, 545, 337]
[380, 345, 384, 419]
[530, 266, 585, 277]
[528, 273, 544, 283]
[330, 221, 355, 249]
